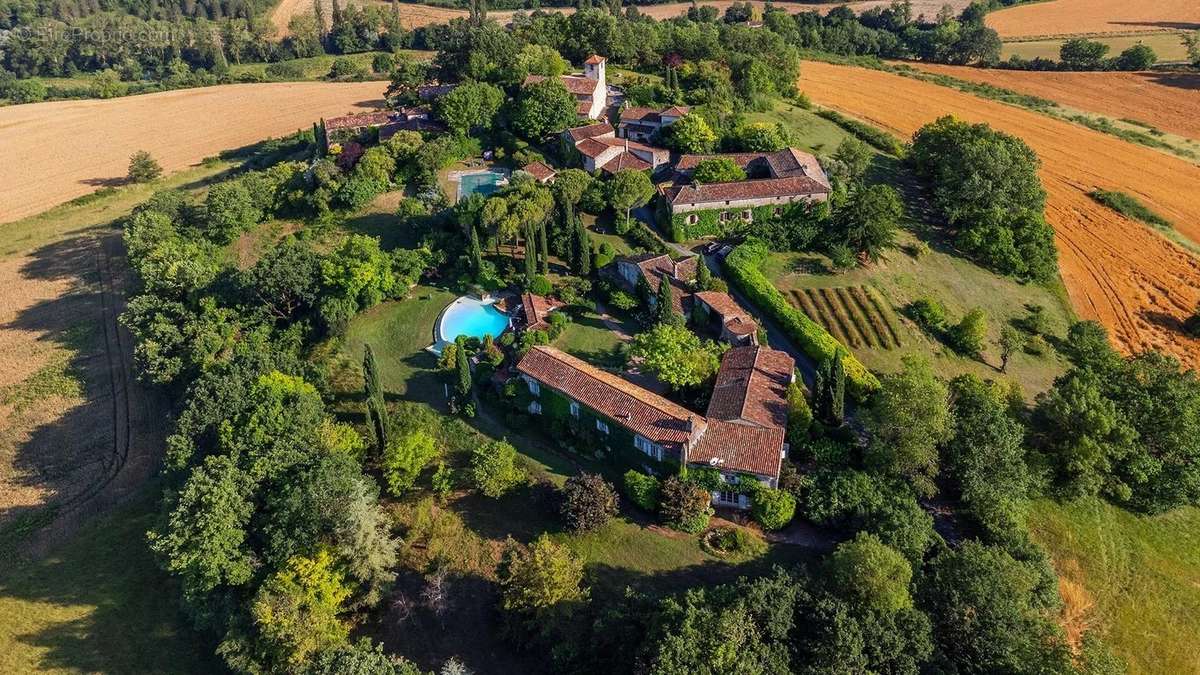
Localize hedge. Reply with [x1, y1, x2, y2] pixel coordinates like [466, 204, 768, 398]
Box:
[723, 241, 879, 398]
[815, 109, 907, 157]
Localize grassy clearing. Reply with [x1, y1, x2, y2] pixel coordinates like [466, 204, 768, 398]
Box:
[553, 310, 627, 368]
[0, 492, 216, 675]
[744, 101, 863, 156]
[1000, 32, 1191, 63]
[1088, 189, 1173, 228]
[1029, 498, 1200, 675]
[761, 230, 1074, 396]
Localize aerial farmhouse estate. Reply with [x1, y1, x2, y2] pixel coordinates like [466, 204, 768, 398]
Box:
[523, 54, 619, 120]
[516, 344, 794, 507]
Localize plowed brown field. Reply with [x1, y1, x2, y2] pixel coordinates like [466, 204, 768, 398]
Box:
[909, 64, 1200, 141]
[0, 81, 385, 224]
[800, 60, 1200, 367]
[987, 0, 1200, 39]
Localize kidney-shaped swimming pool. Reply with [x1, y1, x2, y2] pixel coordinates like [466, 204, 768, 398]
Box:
[433, 296, 510, 352]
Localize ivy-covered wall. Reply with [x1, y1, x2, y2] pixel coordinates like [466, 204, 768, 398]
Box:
[669, 203, 780, 242]
[531, 381, 682, 475]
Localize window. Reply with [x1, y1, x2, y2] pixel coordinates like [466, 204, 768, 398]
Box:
[773, 207, 782, 217]
[527, 379, 540, 395]
[718, 490, 739, 505]
[719, 211, 729, 222]
[570, 400, 580, 418]
[742, 209, 753, 221]
[528, 401, 542, 415]
[686, 214, 698, 225]
[634, 435, 662, 461]
[596, 419, 609, 434]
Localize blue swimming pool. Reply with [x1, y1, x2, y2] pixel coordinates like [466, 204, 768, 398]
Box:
[434, 297, 510, 352]
[458, 170, 505, 200]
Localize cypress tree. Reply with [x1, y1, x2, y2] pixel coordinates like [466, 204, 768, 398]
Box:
[695, 259, 712, 291]
[654, 274, 682, 326]
[524, 221, 537, 283]
[363, 344, 388, 451]
[814, 358, 830, 422]
[538, 220, 549, 275]
[455, 337, 472, 398]
[830, 349, 846, 425]
[468, 222, 482, 274]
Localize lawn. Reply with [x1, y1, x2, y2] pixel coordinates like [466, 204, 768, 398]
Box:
[553, 309, 628, 368]
[1028, 498, 1200, 675]
[760, 230, 1074, 396]
[0, 492, 216, 675]
[745, 99, 863, 156]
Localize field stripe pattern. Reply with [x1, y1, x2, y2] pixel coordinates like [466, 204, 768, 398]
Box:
[799, 60, 1200, 369]
[986, 0, 1200, 39]
[788, 286, 901, 350]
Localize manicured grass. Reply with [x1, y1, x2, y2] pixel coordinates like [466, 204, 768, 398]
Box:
[745, 100, 864, 156]
[342, 286, 458, 403]
[1028, 498, 1200, 675]
[761, 230, 1074, 396]
[0, 492, 215, 675]
[553, 310, 627, 368]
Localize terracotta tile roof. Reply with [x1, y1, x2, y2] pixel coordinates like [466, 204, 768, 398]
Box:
[599, 151, 652, 174]
[674, 152, 766, 172]
[566, 122, 615, 143]
[516, 346, 701, 445]
[526, 74, 599, 96]
[674, 148, 828, 187]
[584, 54, 607, 64]
[706, 346, 794, 429]
[576, 137, 615, 159]
[523, 161, 557, 182]
[417, 83, 456, 100]
[695, 291, 758, 336]
[594, 136, 668, 158]
[662, 106, 690, 117]
[662, 176, 830, 206]
[325, 110, 394, 132]
[620, 105, 690, 124]
[576, 101, 594, 116]
[520, 293, 564, 331]
[688, 419, 785, 477]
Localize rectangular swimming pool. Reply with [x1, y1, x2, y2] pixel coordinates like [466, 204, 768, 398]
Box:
[458, 170, 505, 200]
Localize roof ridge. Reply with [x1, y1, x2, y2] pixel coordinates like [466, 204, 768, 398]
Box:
[532, 346, 693, 421]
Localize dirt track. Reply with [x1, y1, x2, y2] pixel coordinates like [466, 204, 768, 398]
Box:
[986, 0, 1200, 39]
[909, 64, 1200, 141]
[799, 60, 1200, 368]
[0, 81, 385, 224]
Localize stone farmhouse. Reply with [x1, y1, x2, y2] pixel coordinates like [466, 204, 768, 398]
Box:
[562, 122, 671, 175]
[516, 344, 794, 507]
[523, 54, 619, 121]
[662, 147, 832, 239]
[617, 105, 690, 142]
[322, 107, 444, 151]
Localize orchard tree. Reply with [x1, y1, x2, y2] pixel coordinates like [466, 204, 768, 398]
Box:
[629, 323, 722, 390]
[513, 79, 577, 138]
[863, 356, 952, 497]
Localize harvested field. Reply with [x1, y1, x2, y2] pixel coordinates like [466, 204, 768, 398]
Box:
[788, 286, 903, 350]
[0, 81, 385, 224]
[274, 0, 973, 34]
[987, 0, 1200, 39]
[799, 60, 1200, 368]
[909, 64, 1200, 141]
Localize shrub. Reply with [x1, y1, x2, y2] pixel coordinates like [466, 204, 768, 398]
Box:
[622, 470, 661, 512]
[608, 289, 638, 312]
[560, 473, 619, 532]
[1088, 189, 1171, 228]
[723, 242, 878, 397]
[815, 109, 906, 156]
[7, 78, 47, 103]
[328, 57, 367, 80]
[750, 486, 796, 530]
[470, 439, 526, 498]
[951, 308, 988, 356]
[371, 52, 396, 74]
[128, 150, 163, 183]
[265, 60, 306, 80]
[659, 475, 713, 534]
[908, 297, 946, 331]
[702, 525, 767, 557]
[529, 274, 552, 296]
[1024, 334, 1049, 356]
[381, 430, 437, 495]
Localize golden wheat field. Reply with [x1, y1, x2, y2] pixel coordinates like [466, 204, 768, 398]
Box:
[987, 0, 1200, 39]
[799, 60, 1200, 369]
[910, 64, 1200, 141]
[0, 81, 385, 224]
